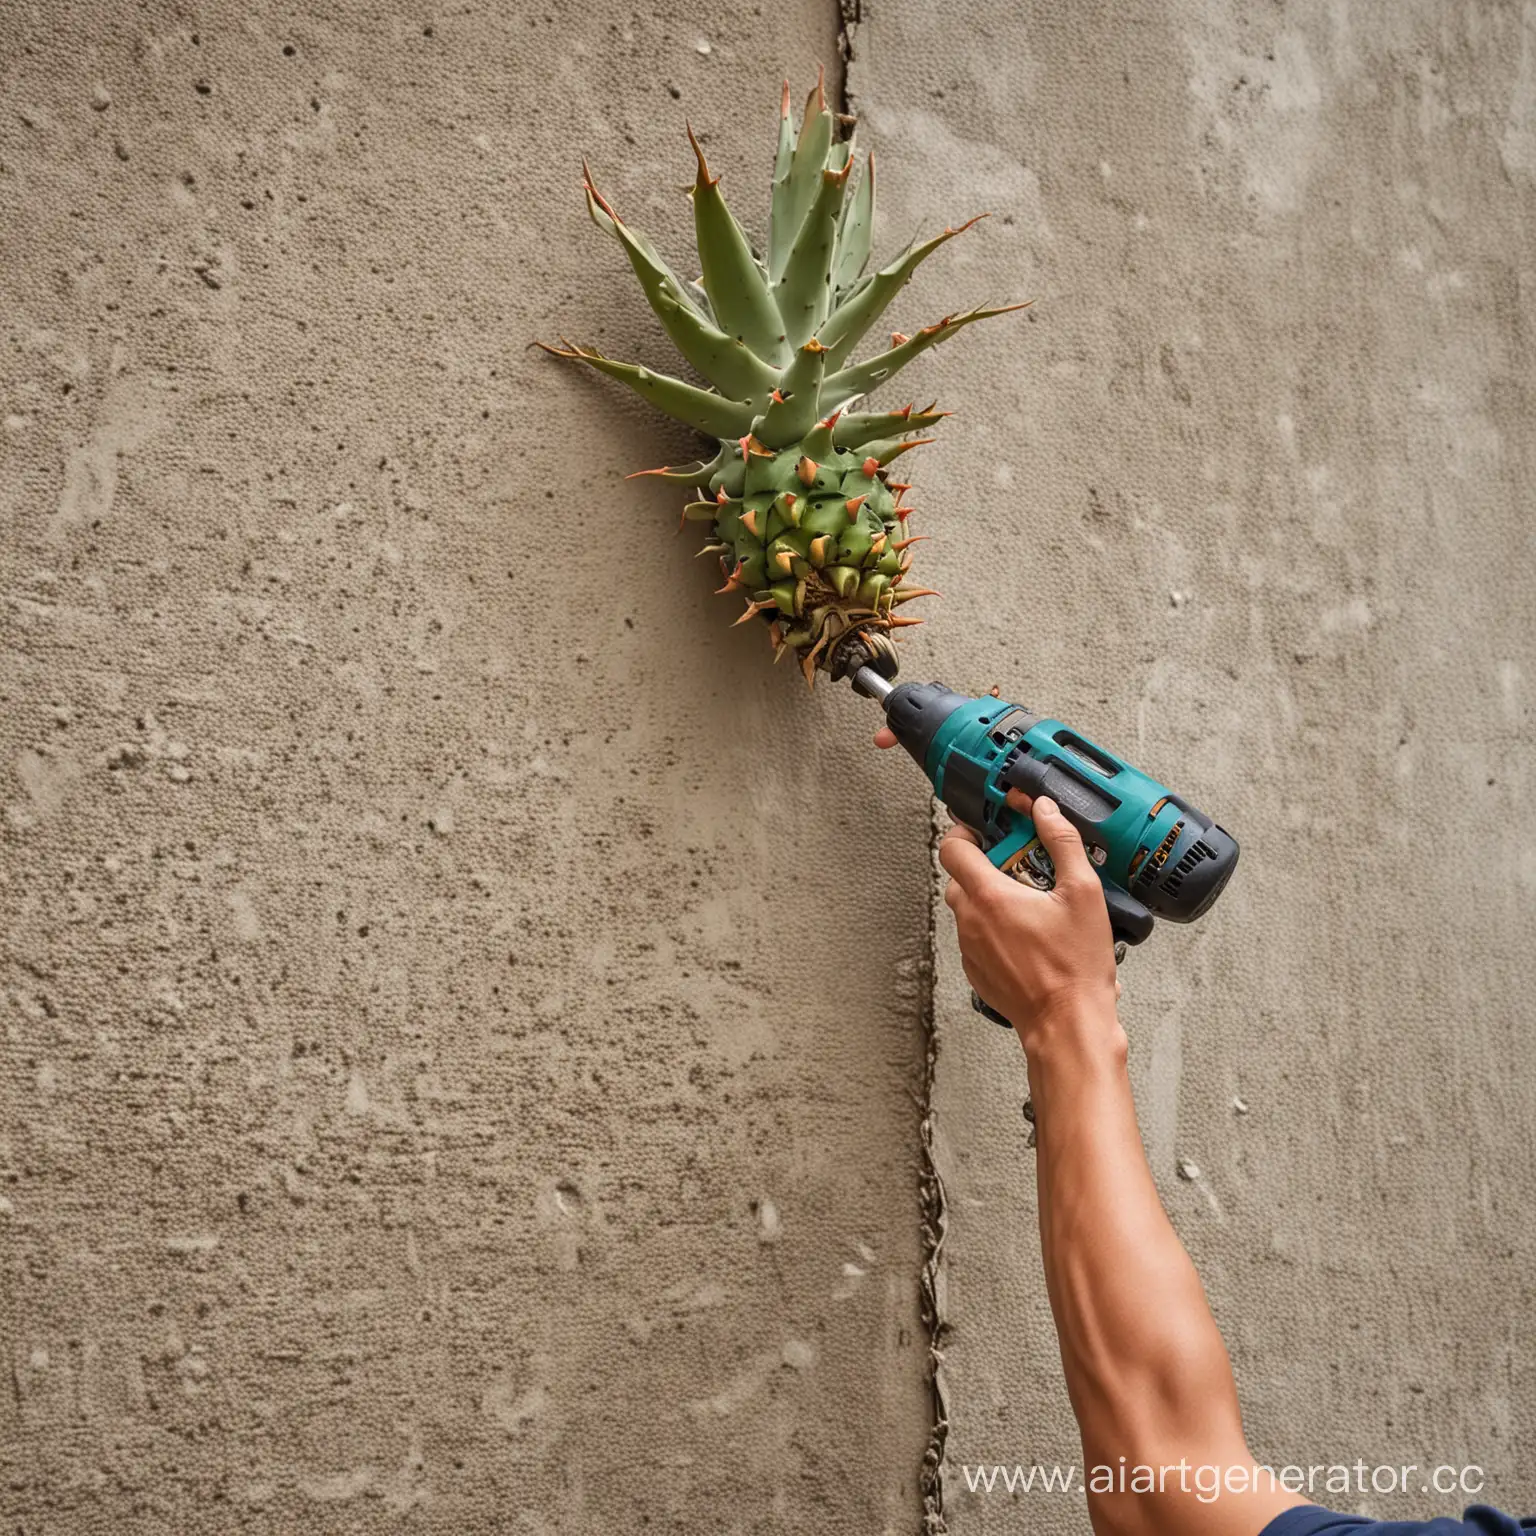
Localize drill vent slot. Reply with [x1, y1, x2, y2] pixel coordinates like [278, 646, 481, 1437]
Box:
[1052, 729, 1121, 779]
[1161, 838, 1217, 895]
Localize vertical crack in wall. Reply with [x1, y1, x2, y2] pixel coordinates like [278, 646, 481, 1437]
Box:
[833, 0, 862, 117]
[834, 8, 950, 1527]
[916, 802, 950, 1533]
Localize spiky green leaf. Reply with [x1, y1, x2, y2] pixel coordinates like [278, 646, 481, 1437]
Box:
[627, 451, 722, 485]
[832, 152, 876, 298]
[583, 167, 706, 318]
[548, 343, 755, 438]
[770, 78, 833, 282]
[820, 216, 986, 374]
[654, 292, 778, 403]
[832, 406, 948, 449]
[755, 340, 828, 448]
[772, 81, 794, 189]
[774, 163, 851, 348]
[821, 304, 1030, 412]
[859, 435, 934, 467]
[687, 133, 791, 368]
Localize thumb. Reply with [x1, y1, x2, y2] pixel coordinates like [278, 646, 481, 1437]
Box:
[1030, 796, 1093, 885]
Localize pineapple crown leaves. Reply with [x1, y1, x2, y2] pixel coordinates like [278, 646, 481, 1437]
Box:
[537, 70, 1030, 683]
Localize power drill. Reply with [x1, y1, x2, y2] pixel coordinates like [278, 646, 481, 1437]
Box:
[846, 661, 1239, 1028]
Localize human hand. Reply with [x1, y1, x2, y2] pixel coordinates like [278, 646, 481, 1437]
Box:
[936, 802, 1121, 1051]
[875, 725, 1121, 1049]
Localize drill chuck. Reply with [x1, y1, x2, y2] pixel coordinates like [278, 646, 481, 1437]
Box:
[850, 665, 896, 704]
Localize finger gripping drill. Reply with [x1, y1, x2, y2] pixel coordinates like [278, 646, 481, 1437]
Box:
[851, 668, 1239, 1027]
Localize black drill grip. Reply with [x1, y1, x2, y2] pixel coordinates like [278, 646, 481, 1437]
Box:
[973, 993, 1014, 1028]
[1104, 885, 1155, 946]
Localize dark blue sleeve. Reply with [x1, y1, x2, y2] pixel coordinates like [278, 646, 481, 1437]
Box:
[1261, 1506, 1535, 1536]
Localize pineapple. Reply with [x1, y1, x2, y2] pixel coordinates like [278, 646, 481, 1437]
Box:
[540, 71, 1025, 685]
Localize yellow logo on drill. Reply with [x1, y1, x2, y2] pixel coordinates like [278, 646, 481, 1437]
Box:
[1144, 819, 1186, 879]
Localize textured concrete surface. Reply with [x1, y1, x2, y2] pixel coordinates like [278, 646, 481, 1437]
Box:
[0, 6, 936, 1532]
[6, 2, 1536, 1533]
[847, 0, 1536, 1530]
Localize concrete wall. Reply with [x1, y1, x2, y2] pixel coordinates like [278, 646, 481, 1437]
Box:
[0, 5, 934, 1531]
[846, 0, 1536, 1529]
[3, 2, 1533, 1535]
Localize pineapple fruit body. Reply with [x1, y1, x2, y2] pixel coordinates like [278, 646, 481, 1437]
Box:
[542, 72, 1024, 684]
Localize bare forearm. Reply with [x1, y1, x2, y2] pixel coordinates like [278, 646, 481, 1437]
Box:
[927, 797, 1297, 1536]
[1031, 1011, 1240, 1453]
[1026, 1004, 1291, 1536]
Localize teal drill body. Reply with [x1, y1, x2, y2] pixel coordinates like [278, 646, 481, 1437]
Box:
[858, 675, 1240, 956]
[928, 697, 1193, 922]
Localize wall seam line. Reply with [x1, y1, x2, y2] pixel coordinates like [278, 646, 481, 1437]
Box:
[833, 10, 952, 1528]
